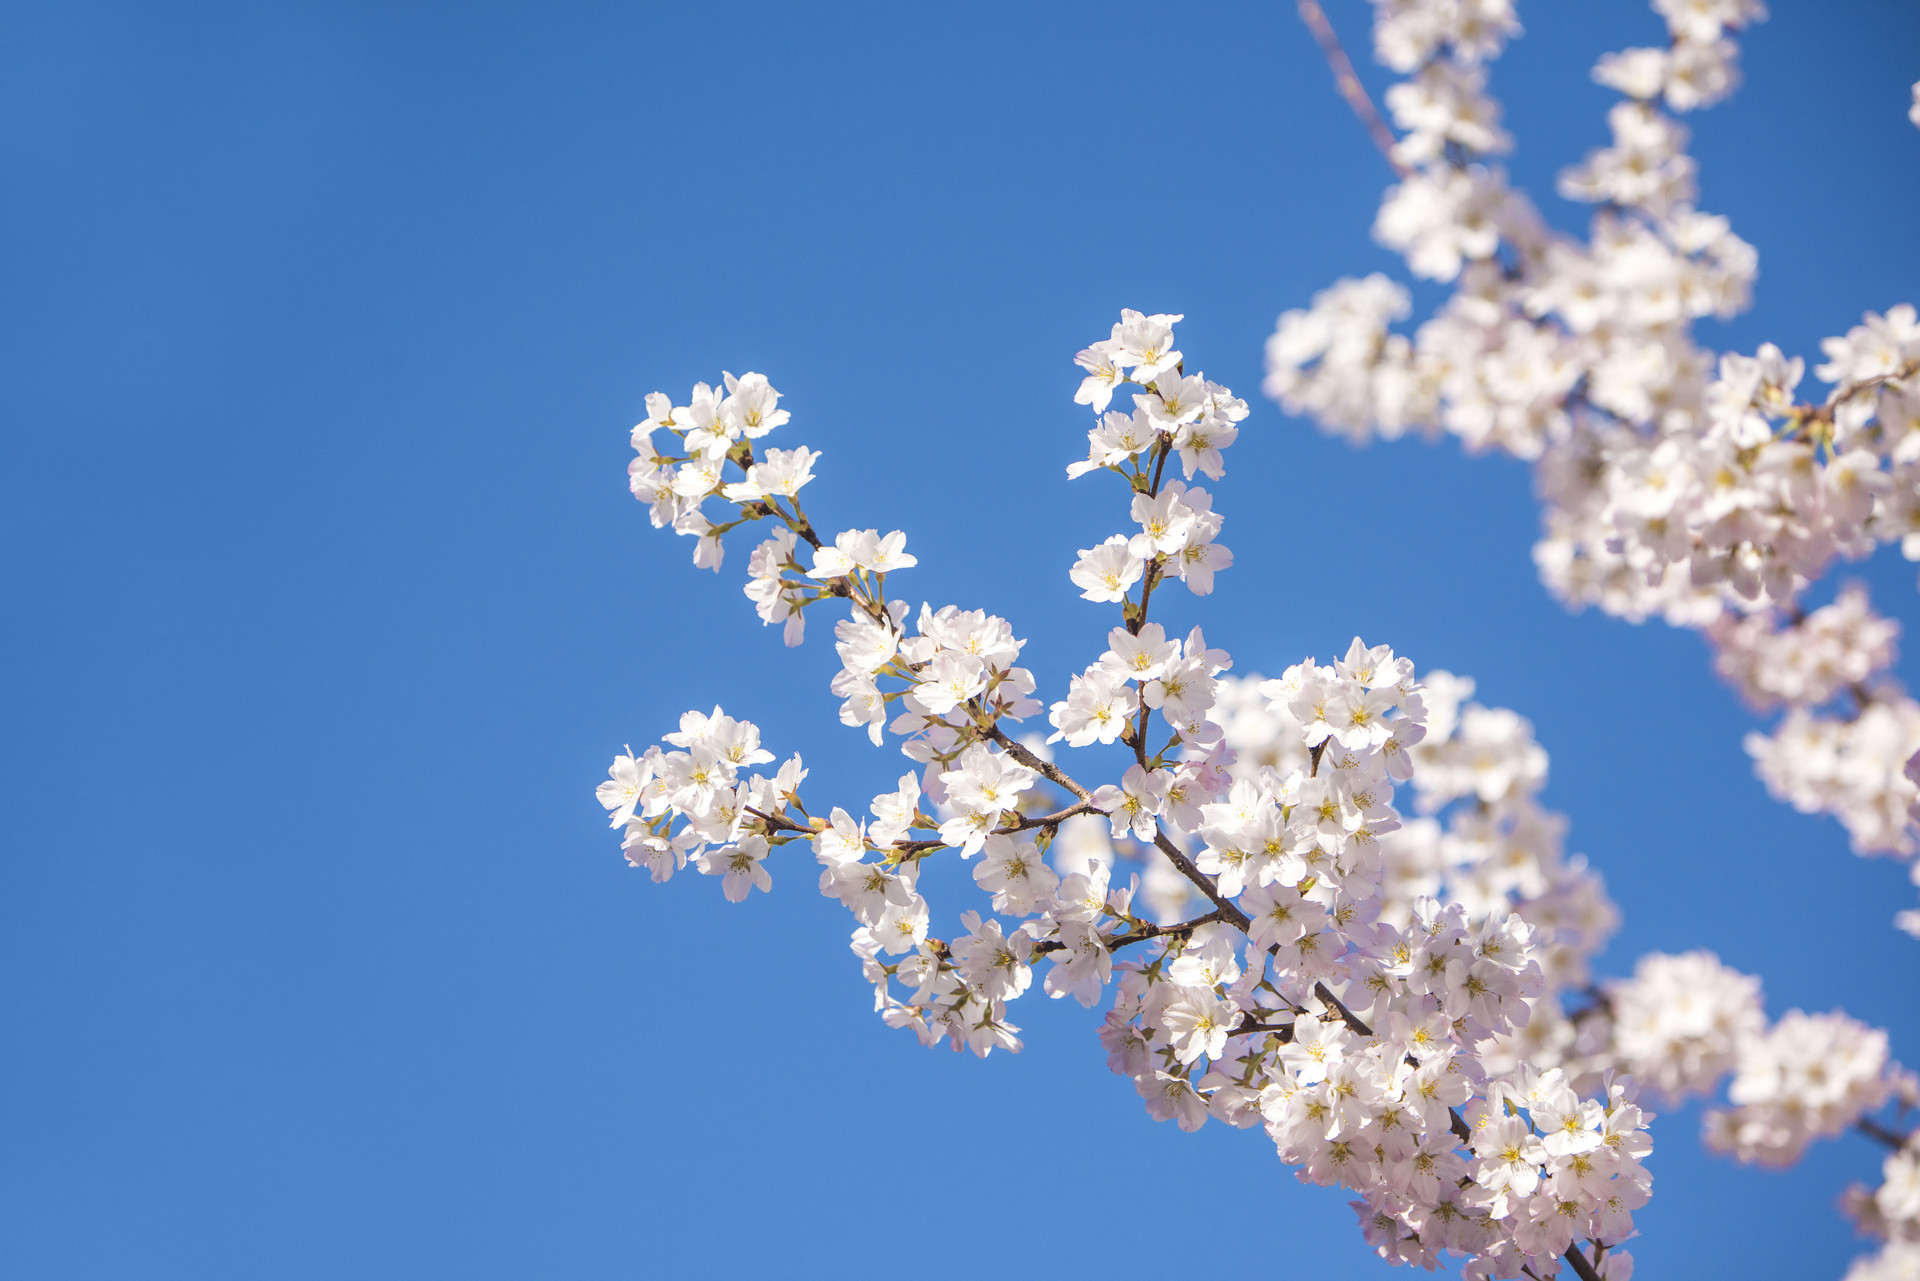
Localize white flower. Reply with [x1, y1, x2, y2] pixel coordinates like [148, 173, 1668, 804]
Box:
[1109, 308, 1183, 381]
[810, 807, 867, 866]
[1706, 1010, 1901, 1166]
[1090, 763, 1170, 840]
[1100, 623, 1177, 684]
[1161, 989, 1239, 1065]
[973, 834, 1059, 917]
[695, 834, 772, 902]
[1069, 535, 1144, 602]
[1048, 665, 1138, 747]
[721, 445, 819, 502]
[719, 370, 788, 438]
[595, 749, 648, 827]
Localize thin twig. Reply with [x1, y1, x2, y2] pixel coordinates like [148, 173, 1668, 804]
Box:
[1293, 0, 1412, 178]
[1035, 908, 1226, 956]
[745, 806, 815, 835]
[1859, 1117, 1915, 1151]
[1125, 440, 1173, 638]
[1799, 357, 1920, 427]
[995, 799, 1099, 833]
[1228, 1019, 1297, 1040]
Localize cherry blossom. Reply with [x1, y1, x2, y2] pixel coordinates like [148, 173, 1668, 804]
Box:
[1265, 0, 1920, 938]
[600, 310, 1657, 1278]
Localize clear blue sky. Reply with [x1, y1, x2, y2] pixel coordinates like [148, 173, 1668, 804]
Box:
[3, 2, 1917, 1277]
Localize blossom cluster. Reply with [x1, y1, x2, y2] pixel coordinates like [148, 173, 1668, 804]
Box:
[1206, 640, 1920, 1280]
[1724, 587, 1920, 929]
[1210, 658, 1631, 1100]
[1385, 673, 1618, 1001]
[1712, 586, 1900, 713]
[1261, 0, 1920, 928]
[1584, 950, 1912, 1169]
[1843, 1139, 1920, 1281]
[1569, 950, 1918, 1281]
[1213, 665, 1621, 1014]
[1602, 951, 1762, 1102]
[1706, 1010, 1907, 1167]
[602, 312, 1653, 1279]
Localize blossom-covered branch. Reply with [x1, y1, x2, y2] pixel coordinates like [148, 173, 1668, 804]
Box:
[1272, 0, 1920, 936]
[599, 311, 1654, 1277]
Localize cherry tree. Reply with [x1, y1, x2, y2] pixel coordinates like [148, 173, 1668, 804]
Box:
[593, 3, 1919, 1277]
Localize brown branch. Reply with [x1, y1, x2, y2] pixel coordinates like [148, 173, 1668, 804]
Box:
[1124, 439, 1175, 638]
[1129, 698, 1153, 768]
[1313, 981, 1373, 1036]
[1034, 908, 1226, 956]
[1150, 434, 1172, 493]
[896, 800, 1096, 856]
[1859, 1117, 1915, 1151]
[745, 806, 815, 836]
[754, 794, 1098, 864]
[988, 725, 1093, 801]
[1561, 1245, 1603, 1281]
[1568, 985, 1613, 1026]
[1848, 682, 1879, 715]
[1127, 561, 1163, 639]
[1293, 0, 1412, 178]
[1152, 829, 1252, 929]
[1801, 356, 1920, 426]
[997, 799, 1098, 833]
[1228, 1019, 1297, 1040]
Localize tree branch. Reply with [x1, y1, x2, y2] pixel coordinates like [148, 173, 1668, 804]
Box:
[1859, 1117, 1915, 1151]
[1561, 1244, 1603, 1281]
[996, 799, 1098, 833]
[1035, 908, 1226, 956]
[1228, 1019, 1297, 1040]
[1799, 356, 1920, 427]
[1151, 829, 1252, 929]
[1293, 0, 1412, 178]
[1568, 985, 1613, 1026]
[1313, 980, 1373, 1037]
[988, 725, 1093, 801]
[745, 806, 815, 836]
[1125, 442, 1173, 638]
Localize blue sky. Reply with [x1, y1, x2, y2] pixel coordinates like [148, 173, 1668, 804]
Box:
[3, 1, 1918, 1277]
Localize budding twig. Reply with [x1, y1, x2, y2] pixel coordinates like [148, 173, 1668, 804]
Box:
[996, 799, 1100, 833]
[1036, 907, 1226, 956]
